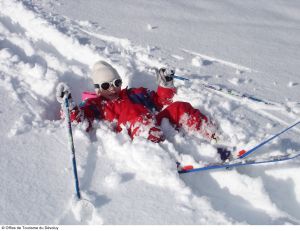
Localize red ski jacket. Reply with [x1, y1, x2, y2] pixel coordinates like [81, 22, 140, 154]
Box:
[68, 86, 215, 142]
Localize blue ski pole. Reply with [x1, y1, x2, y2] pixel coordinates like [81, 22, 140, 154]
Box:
[173, 75, 276, 105]
[64, 96, 81, 200]
[174, 75, 190, 81]
[238, 120, 300, 159]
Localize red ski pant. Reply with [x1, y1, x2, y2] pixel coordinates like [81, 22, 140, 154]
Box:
[156, 101, 209, 131]
[128, 101, 213, 142]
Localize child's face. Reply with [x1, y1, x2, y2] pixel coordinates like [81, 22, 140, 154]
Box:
[96, 85, 121, 100]
[95, 78, 122, 100]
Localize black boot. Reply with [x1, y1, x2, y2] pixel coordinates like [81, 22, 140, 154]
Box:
[217, 147, 232, 162]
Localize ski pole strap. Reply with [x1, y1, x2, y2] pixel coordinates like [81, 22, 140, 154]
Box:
[64, 97, 81, 200]
[239, 120, 300, 159]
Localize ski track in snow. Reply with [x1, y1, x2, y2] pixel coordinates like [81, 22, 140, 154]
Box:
[0, 0, 300, 225]
[181, 48, 255, 73]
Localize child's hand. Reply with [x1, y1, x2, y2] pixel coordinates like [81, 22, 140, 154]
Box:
[155, 68, 175, 88]
[56, 82, 72, 103]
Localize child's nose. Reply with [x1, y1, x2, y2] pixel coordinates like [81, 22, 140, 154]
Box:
[108, 85, 115, 91]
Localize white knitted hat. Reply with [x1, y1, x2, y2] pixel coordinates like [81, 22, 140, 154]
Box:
[91, 61, 121, 84]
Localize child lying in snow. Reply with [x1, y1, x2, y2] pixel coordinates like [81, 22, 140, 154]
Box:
[56, 61, 218, 143]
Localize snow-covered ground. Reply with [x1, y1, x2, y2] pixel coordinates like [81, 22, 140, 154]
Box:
[0, 0, 300, 225]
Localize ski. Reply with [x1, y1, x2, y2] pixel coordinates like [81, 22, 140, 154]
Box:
[178, 153, 300, 174]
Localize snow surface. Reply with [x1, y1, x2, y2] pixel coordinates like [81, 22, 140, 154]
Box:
[1, 0, 300, 225]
